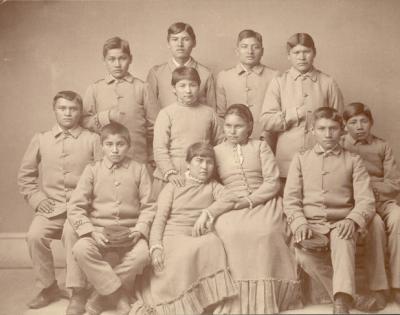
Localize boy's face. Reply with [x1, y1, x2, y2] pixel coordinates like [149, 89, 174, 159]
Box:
[312, 118, 342, 151]
[173, 79, 200, 105]
[288, 44, 315, 74]
[102, 134, 130, 164]
[104, 48, 132, 79]
[168, 31, 195, 61]
[345, 114, 372, 142]
[54, 98, 81, 130]
[236, 37, 263, 68]
[188, 156, 215, 182]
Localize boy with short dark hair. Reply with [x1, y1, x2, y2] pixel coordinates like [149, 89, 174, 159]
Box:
[68, 122, 155, 315]
[283, 107, 375, 314]
[342, 102, 400, 306]
[82, 36, 157, 166]
[17, 91, 100, 309]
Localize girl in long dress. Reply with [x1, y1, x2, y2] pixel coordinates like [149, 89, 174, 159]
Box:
[131, 143, 237, 315]
[213, 104, 302, 314]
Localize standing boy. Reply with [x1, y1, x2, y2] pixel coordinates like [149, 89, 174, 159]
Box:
[68, 123, 155, 315]
[283, 107, 375, 314]
[17, 91, 100, 309]
[216, 29, 277, 149]
[82, 36, 157, 165]
[342, 102, 400, 307]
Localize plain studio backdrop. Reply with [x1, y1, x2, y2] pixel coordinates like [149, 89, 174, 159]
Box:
[0, 0, 399, 233]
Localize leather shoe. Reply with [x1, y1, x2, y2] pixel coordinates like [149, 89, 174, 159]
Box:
[85, 291, 105, 315]
[66, 289, 87, 315]
[333, 293, 350, 314]
[353, 293, 379, 313]
[371, 290, 387, 310]
[393, 288, 400, 305]
[27, 281, 61, 309]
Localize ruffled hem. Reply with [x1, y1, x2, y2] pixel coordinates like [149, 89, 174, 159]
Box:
[213, 278, 303, 314]
[130, 269, 238, 315]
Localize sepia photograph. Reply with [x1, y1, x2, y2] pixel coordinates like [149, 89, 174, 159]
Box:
[1, 0, 400, 314]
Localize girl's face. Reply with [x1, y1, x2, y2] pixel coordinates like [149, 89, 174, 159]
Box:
[288, 44, 315, 74]
[173, 79, 200, 105]
[224, 113, 251, 145]
[188, 156, 215, 182]
[168, 31, 195, 60]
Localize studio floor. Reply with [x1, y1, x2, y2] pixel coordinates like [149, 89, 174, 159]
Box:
[1, 269, 399, 315]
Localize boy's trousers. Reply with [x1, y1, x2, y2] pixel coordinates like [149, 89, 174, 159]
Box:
[296, 227, 357, 300]
[365, 203, 400, 290]
[26, 213, 65, 288]
[62, 220, 87, 289]
[72, 236, 150, 295]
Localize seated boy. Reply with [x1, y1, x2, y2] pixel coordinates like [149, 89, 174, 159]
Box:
[82, 36, 158, 166]
[17, 91, 100, 309]
[68, 122, 155, 315]
[342, 102, 400, 306]
[283, 107, 375, 314]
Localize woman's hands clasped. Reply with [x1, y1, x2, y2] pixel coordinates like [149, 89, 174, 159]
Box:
[151, 248, 165, 272]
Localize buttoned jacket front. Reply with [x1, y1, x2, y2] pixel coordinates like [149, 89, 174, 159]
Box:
[260, 67, 344, 176]
[216, 63, 277, 139]
[283, 145, 375, 234]
[18, 125, 101, 218]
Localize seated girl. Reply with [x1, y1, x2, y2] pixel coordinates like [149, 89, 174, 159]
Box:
[213, 104, 301, 314]
[131, 142, 237, 315]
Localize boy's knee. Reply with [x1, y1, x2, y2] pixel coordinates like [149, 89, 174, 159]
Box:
[386, 207, 400, 233]
[26, 227, 46, 245]
[368, 214, 386, 235]
[72, 238, 91, 259]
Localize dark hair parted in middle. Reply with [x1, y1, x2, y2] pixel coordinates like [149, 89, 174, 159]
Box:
[102, 36, 131, 58]
[343, 102, 374, 124]
[100, 122, 131, 146]
[171, 66, 201, 86]
[53, 90, 83, 111]
[186, 142, 216, 163]
[224, 103, 254, 137]
[312, 107, 343, 129]
[167, 22, 196, 44]
[286, 33, 316, 54]
[237, 29, 263, 46]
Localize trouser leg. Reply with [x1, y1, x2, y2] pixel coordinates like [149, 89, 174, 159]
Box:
[26, 214, 65, 289]
[62, 220, 87, 289]
[330, 227, 357, 298]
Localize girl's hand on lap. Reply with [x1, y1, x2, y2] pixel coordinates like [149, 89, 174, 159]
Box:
[192, 211, 209, 237]
[234, 198, 249, 210]
[128, 230, 142, 246]
[151, 249, 165, 272]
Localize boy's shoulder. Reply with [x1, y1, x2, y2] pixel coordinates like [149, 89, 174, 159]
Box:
[149, 62, 169, 74]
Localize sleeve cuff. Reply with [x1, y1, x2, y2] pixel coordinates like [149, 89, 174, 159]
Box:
[28, 192, 48, 210]
[289, 216, 308, 234]
[284, 107, 300, 127]
[133, 222, 150, 240]
[75, 222, 95, 237]
[97, 110, 111, 128]
[346, 212, 368, 230]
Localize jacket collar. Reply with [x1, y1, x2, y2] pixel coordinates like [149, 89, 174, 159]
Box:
[345, 133, 374, 145]
[168, 57, 196, 71]
[236, 63, 265, 76]
[289, 66, 318, 82]
[105, 72, 134, 84]
[52, 125, 83, 139]
[313, 143, 342, 156]
[103, 157, 131, 169]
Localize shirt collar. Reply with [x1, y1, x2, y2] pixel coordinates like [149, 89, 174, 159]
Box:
[185, 170, 207, 184]
[105, 72, 134, 84]
[52, 125, 83, 139]
[168, 57, 195, 70]
[236, 63, 265, 76]
[289, 66, 318, 82]
[313, 143, 342, 156]
[103, 157, 131, 169]
[346, 133, 374, 145]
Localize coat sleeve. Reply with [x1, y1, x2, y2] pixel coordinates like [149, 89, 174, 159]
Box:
[204, 182, 235, 218]
[81, 84, 111, 132]
[143, 82, 159, 162]
[205, 72, 217, 111]
[328, 79, 344, 114]
[371, 143, 400, 202]
[259, 77, 300, 132]
[132, 164, 156, 239]
[346, 154, 376, 229]
[67, 164, 96, 237]
[149, 184, 174, 248]
[17, 134, 47, 210]
[283, 153, 309, 233]
[247, 141, 281, 207]
[216, 71, 227, 119]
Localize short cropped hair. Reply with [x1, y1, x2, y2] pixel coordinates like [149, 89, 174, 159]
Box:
[224, 104, 254, 137]
[286, 33, 316, 54]
[343, 102, 374, 124]
[100, 122, 131, 146]
[53, 91, 83, 111]
[237, 29, 263, 46]
[171, 66, 201, 86]
[167, 22, 196, 45]
[312, 107, 343, 129]
[103, 36, 131, 58]
[186, 142, 216, 163]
